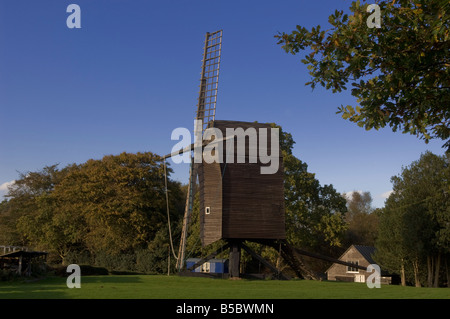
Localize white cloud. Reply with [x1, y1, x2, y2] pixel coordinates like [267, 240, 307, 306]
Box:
[379, 190, 393, 199]
[0, 180, 15, 192]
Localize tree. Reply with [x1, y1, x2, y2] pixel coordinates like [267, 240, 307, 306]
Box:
[283, 153, 348, 252]
[374, 202, 410, 286]
[270, 125, 348, 274]
[346, 191, 373, 216]
[0, 165, 68, 246]
[51, 152, 184, 258]
[0, 199, 17, 244]
[3, 152, 185, 267]
[275, 0, 450, 150]
[374, 151, 450, 287]
[344, 191, 379, 246]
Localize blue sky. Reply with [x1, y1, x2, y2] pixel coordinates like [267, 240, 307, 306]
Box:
[0, 0, 446, 208]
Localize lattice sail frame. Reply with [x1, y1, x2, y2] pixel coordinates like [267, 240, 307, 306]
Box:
[196, 30, 223, 133]
[176, 30, 223, 271]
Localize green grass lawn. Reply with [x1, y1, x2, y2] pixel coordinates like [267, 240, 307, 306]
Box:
[0, 275, 449, 299]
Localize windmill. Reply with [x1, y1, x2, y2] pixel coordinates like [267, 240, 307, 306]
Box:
[163, 30, 368, 279]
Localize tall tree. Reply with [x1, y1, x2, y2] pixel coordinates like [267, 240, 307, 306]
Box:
[283, 153, 348, 252]
[276, 0, 450, 150]
[4, 152, 185, 265]
[374, 151, 450, 287]
[51, 152, 184, 258]
[271, 124, 348, 274]
[347, 191, 373, 216]
[0, 165, 67, 246]
[374, 201, 410, 286]
[344, 191, 379, 246]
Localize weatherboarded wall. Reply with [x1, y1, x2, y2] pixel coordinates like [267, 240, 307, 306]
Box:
[199, 120, 285, 246]
[198, 161, 223, 246]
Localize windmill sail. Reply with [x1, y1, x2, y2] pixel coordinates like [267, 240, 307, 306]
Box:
[196, 30, 222, 133]
[176, 30, 223, 271]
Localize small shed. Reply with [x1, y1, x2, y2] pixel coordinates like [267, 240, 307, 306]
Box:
[186, 258, 229, 274]
[0, 248, 48, 276]
[326, 245, 392, 284]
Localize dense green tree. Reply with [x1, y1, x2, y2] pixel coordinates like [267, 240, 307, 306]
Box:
[0, 165, 67, 246]
[374, 204, 408, 285]
[283, 153, 347, 251]
[279, 125, 347, 254]
[51, 152, 184, 258]
[2, 152, 185, 267]
[0, 199, 19, 244]
[374, 151, 449, 287]
[276, 0, 450, 149]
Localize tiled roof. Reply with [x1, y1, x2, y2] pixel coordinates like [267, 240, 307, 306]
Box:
[353, 245, 376, 264]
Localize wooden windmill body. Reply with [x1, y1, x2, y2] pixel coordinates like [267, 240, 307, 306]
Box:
[199, 120, 285, 247]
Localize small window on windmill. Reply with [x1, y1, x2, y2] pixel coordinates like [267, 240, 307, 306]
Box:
[205, 207, 211, 215]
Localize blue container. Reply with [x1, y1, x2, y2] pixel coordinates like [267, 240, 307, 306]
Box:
[186, 258, 201, 272]
[210, 259, 228, 273]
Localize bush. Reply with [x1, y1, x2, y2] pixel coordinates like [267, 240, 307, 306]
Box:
[49, 264, 109, 276]
[48, 264, 68, 277]
[135, 248, 157, 274]
[0, 269, 20, 281]
[94, 251, 136, 272]
[79, 265, 109, 276]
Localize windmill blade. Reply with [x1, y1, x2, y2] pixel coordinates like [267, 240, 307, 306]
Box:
[175, 156, 197, 271]
[196, 30, 222, 133]
[176, 30, 223, 271]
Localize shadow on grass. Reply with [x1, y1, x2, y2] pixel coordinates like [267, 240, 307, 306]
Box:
[80, 275, 144, 284]
[0, 277, 68, 299]
[0, 275, 145, 299]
